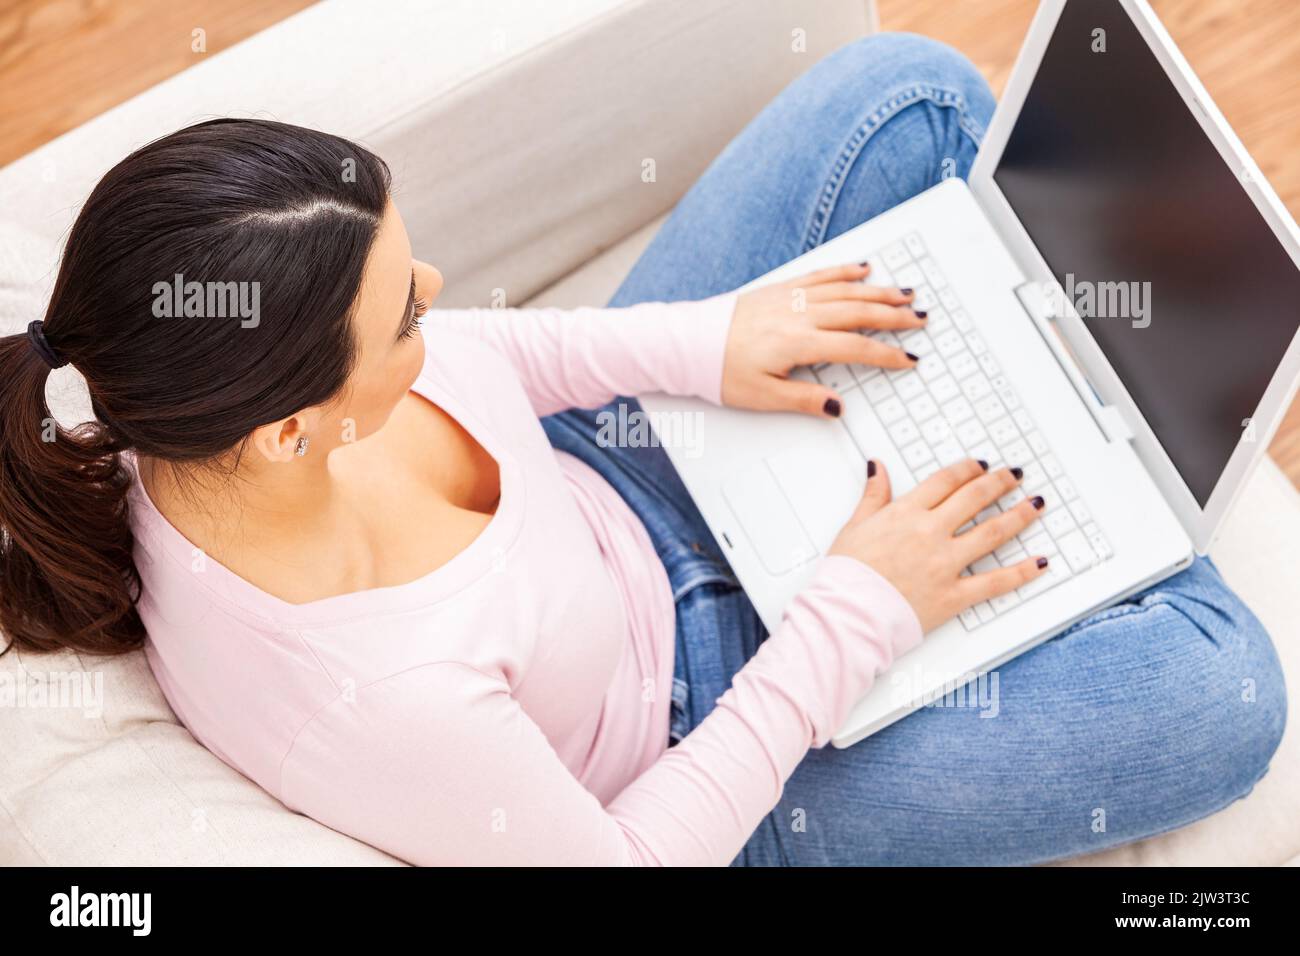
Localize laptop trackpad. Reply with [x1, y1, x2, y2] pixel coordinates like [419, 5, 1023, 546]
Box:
[721, 438, 861, 577]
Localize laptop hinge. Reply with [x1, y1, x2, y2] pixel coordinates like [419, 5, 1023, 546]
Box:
[1014, 281, 1133, 445]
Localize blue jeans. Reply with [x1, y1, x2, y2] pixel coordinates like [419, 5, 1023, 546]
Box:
[542, 33, 1287, 865]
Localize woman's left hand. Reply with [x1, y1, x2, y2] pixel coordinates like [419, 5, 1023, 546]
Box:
[720, 262, 926, 418]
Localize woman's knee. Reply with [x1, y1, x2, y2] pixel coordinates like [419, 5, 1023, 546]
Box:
[1132, 562, 1288, 795]
[814, 32, 997, 134]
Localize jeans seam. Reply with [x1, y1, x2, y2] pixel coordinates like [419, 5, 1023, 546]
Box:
[803, 82, 987, 254]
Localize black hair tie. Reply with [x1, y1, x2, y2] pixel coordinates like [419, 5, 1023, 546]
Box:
[26, 320, 68, 370]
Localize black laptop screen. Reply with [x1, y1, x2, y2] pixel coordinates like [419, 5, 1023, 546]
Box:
[993, 0, 1300, 507]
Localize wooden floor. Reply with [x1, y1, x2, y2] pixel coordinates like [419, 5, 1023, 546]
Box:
[2, 0, 1298, 488]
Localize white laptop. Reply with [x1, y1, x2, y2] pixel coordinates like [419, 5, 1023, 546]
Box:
[639, 0, 1300, 747]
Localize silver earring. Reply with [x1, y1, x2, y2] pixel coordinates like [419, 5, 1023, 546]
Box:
[294, 436, 310, 457]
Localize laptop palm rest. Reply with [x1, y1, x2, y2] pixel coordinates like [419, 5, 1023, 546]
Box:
[721, 431, 864, 577]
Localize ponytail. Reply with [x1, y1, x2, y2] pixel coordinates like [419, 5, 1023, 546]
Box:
[0, 334, 142, 656]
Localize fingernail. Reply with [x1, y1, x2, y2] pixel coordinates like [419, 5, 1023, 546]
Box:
[1036, 556, 1049, 569]
[867, 459, 877, 478]
[899, 287, 914, 295]
[913, 310, 928, 319]
[977, 459, 989, 471]
[823, 397, 842, 417]
[1030, 495, 1045, 510]
[1010, 466, 1024, 480]
[905, 351, 920, 362]
[858, 260, 870, 268]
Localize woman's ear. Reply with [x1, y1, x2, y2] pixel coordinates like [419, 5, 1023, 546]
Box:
[249, 415, 310, 464]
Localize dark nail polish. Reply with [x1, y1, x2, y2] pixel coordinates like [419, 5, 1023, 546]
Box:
[1010, 466, 1024, 480]
[913, 310, 928, 319]
[1036, 556, 1049, 569]
[977, 459, 989, 471]
[823, 397, 842, 418]
[858, 260, 870, 267]
[867, 459, 877, 478]
[905, 351, 920, 362]
[899, 287, 914, 295]
[1030, 495, 1045, 510]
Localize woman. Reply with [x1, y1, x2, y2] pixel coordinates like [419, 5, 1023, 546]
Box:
[0, 34, 1284, 866]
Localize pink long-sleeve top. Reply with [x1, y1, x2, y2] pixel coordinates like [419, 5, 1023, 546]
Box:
[132, 292, 924, 866]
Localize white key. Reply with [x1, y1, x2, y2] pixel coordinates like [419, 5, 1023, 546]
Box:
[934, 330, 965, 357]
[902, 329, 934, 355]
[1068, 499, 1092, 525]
[1089, 531, 1114, 561]
[1021, 462, 1048, 491]
[990, 590, 1021, 613]
[888, 418, 921, 446]
[932, 438, 965, 465]
[902, 440, 935, 470]
[894, 373, 926, 401]
[995, 540, 1026, 564]
[930, 375, 961, 404]
[1027, 430, 1049, 456]
[791, 365, 817, 383]
[921, 417, 952, 445]
[893, 263, 924, 288]
[852, 362, 881, 382]
[920, 257, 948, 288]
[1041, 453, 1064, 478]
[988, 416, 1019, 446]
[914, 460, 941, 481]
[865, 261, 893, 286]
[978, 352, 1001, 376]
[1055, 476, 1079, 501]
[939, 289, 961, 311]
[1002, 438, 1031, 464]
[1018, 568, 1058, 601]
[873, 330, 902, 349]
[876, 397, 906, 424]
[959, 606, 980, 630]
[966, 332, 988, 356]
[978, 397, 1009, 426]
[882, 242, 911, 271]
[913, 286, 938, 311]
[1012, 409, 1034, 433]
[968, 443, 998, 468]
[974, 601, 996, 623]
[946, 350, 979, 381]
[941, 397, 975, 425]
[956, 418, 987, 447]
[972, 554, 999, 573]
[963, 375, 993, 402]
[864, 375, 894, 403]
[904, 233, 926, 258]
[815, 364, 856, 392]
[1057, 530, 1098, 573]
[952, 309, 973, 332]
[916, 353, 946, 381]
[925, 310, 953, 335]
[998, 489, 1024, 511]
[1044, 509, 1076, 537]
[997, 384, 1021, 410]
[1020, 530, 1056, 557]
[907, 394, 939, 422]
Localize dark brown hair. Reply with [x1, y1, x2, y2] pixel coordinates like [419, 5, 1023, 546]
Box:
[0, 118, 391, 656]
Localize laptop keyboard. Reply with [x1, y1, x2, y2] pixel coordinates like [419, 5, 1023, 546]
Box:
[805, 233, 1114, 630]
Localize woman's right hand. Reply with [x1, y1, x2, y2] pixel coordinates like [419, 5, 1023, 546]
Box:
[828, 457, 1048, 633]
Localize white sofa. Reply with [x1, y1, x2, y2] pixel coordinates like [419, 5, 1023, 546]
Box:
[0, 0, 1296, 866]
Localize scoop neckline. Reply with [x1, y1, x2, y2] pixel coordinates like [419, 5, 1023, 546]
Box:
[130, 367, 525, 627]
